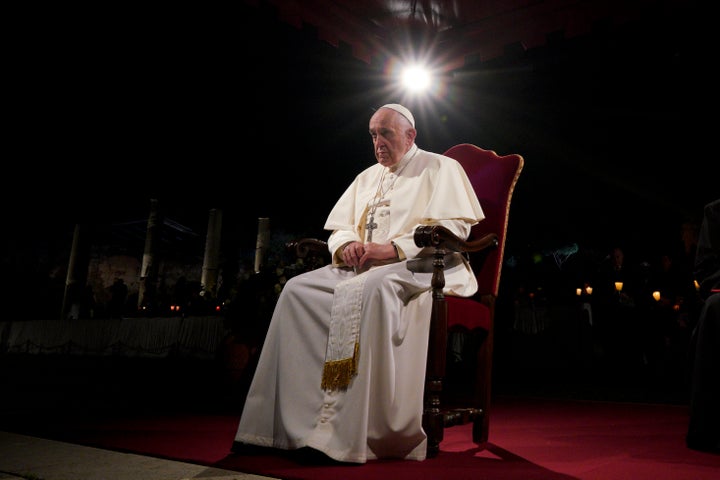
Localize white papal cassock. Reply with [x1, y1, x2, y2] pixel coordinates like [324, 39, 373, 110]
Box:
[234, 144, 485, 463]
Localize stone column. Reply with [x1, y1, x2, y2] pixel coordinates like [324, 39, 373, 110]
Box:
[254, 217, 270, 273]
[138, 198, 163, 313]
[61, 223, 91, 320]
[201, 208, 223, 298]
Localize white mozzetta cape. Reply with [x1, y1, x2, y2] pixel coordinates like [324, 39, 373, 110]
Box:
[325, 144, 485, 296]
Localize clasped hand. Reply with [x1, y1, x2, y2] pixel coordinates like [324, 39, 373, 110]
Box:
[342, 241, 397, 269]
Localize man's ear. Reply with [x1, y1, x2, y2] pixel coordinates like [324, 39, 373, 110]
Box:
[406, 127, 417, 143]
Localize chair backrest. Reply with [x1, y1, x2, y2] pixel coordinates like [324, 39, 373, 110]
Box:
[443, 144, 524, 297]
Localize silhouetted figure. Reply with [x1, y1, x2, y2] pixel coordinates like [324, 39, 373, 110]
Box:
[65, 282, 83, 320]
[644, 252, 695, 384]
[686, 198, 720, 453]
[108, 278, 128, 319]
[172, 276, 191, 313]
[593, 246, 641, 374]
[81, 284, 96, 319]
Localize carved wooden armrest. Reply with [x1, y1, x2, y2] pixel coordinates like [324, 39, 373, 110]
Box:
[286, 238, 331, 272]
[413, 225, 498, 298]
[414, 225, 498, 254]
[286, 238, 329, 258]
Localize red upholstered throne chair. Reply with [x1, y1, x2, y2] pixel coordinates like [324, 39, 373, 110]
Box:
[414, 143, 523, 457]
[288, 143, 524, 458]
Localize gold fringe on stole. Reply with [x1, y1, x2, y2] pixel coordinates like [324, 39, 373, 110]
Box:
[321, 342, 360, 391]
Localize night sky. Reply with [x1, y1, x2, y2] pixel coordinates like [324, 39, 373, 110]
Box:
[5, 3, 714, 277]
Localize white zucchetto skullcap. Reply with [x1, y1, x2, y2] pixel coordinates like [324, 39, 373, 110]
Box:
[379, 103, 415, 128]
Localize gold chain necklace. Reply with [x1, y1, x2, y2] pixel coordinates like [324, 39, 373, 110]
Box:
[365, 153, 414, 241]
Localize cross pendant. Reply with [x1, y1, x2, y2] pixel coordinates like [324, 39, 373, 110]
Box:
[366, 215, 377, 242]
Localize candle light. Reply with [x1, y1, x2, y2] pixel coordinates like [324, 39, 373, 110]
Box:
[576, 288, 582, 296]
[614, 281, 623, 292]
[653, 291, 661, 301]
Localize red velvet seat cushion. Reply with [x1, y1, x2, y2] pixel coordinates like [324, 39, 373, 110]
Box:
[446, 296, 491, 331]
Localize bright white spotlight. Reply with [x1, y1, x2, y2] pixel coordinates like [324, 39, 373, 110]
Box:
[400, 64, 432, 93]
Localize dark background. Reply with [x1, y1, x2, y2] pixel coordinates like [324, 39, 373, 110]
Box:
[4, 2, 714, 282]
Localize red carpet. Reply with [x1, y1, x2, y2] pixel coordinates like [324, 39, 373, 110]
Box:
[10, 395, 719, 480]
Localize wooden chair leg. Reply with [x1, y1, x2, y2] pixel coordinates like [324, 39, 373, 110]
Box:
[424, 268, 448, 459]
[423, 377, 444, 458]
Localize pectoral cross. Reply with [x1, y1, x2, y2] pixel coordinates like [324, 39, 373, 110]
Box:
[366, 215, 378, 242]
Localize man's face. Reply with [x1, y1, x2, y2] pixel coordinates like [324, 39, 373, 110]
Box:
[369, 109, 413, 169]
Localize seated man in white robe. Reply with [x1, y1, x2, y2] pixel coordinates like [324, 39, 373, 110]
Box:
[233, 103, 485, 463]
